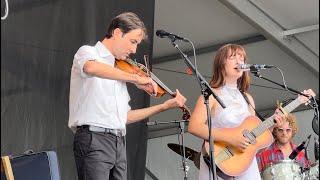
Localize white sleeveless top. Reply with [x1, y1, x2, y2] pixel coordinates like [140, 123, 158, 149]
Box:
[199, 84, 261, 180]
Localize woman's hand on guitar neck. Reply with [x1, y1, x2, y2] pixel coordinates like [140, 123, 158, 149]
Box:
[272, 89, 315, 128]
[273, 108, 285, 127]
[298, 89, 316, 105]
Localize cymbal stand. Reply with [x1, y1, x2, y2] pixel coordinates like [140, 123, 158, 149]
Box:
[147, 120, 189, 180]
[179, 120, 189, 180]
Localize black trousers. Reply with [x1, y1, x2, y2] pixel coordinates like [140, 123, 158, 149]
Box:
[73, 127, 127, 180]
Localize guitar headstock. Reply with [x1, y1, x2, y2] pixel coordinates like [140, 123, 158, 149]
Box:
[297, 89, 316, 105]
[297, 94, 312, 106]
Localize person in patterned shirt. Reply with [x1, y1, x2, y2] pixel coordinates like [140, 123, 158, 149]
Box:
[256, 113, 310, 172]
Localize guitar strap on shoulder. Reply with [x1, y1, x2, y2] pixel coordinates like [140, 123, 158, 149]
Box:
[240, 91, 265, 121]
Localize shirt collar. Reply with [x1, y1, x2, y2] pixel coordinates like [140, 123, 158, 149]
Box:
[272, 141, 296, 151]
[95, 41, 113, 58]
[271, 142, 281, 152]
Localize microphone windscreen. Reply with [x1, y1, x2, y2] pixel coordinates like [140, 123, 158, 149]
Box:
[289, 142, 305, 159]
[156, 30, 166, 37]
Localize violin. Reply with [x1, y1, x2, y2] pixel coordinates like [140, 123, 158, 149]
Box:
[115, 58, 165, 97]
[115, 58, 191, 120]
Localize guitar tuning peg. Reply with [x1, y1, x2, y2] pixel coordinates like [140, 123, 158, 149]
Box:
[305, 100, 311, 106]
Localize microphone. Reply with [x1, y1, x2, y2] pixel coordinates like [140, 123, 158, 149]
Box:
[156, 30, 188, 42]
[236, 64, 274, 72]
[289, 135, 311, 160]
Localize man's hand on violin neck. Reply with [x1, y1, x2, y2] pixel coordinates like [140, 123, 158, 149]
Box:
[135, 84, 155, 95]
[163, 89, 187, 109]
[135, 75, 153, 85]
[134, 76, 158, 95]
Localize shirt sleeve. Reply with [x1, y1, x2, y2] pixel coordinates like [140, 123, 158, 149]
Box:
[256, 152, 264, 172]
[127, 93, 132, 111]
[73, 45, 99, 78]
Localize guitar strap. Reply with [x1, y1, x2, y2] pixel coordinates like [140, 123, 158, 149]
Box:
[240, 91, 265, 121]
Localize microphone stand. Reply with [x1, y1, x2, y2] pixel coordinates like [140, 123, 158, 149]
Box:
[251, 70, 309, 98]
[148, 120, 189, 180]
[168, 37, 226, 180]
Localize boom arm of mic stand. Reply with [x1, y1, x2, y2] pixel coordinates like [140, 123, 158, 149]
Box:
[252, 71, 309, 98]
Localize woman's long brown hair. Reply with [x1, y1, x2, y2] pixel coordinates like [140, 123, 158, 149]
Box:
[210, 44, 250, 92]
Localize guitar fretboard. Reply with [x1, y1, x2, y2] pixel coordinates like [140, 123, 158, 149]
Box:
[251, 98, 302, 137]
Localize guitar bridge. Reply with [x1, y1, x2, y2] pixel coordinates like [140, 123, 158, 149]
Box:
[242, 129, 257, 145]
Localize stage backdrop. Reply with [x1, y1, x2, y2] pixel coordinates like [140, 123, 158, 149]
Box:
[1, 0, 155, 179]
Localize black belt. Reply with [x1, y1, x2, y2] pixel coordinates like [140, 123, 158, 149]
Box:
[78, 125, 125, 137]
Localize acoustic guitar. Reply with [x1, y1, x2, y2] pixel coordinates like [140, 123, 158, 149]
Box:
[203, 97, 304, 176]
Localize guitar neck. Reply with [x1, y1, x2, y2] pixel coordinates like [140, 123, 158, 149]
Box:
[252, 98, 302, 137]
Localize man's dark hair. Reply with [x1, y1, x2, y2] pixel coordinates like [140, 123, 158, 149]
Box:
[105, 12, 147, 39]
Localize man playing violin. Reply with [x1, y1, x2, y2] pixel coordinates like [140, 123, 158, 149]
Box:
[68, 12, 186, 180]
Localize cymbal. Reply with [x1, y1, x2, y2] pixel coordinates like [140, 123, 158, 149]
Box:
[167, 143, 200, 169]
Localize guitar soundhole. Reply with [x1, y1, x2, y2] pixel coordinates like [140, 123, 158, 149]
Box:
[243, 129, 257, 145]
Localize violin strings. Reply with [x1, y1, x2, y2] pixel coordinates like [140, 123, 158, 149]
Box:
[150, 73, 174, 95]
[125, 58, 175, 96]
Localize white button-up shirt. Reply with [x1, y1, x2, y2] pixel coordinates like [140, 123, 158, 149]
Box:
[68, 41, 131, 133]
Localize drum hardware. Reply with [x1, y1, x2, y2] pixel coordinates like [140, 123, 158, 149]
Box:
[261, 159, 319, 180]
[147, 120, 190, 179]
[167, 143, 200, 170]
[302, 160, 319, 180]
[262, 159, 302, 180]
